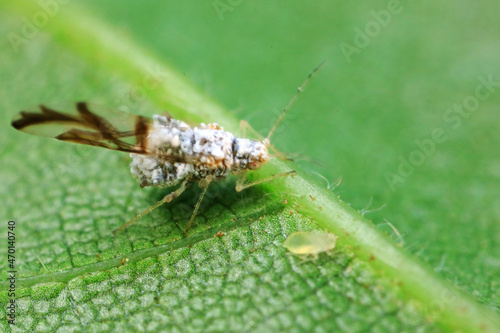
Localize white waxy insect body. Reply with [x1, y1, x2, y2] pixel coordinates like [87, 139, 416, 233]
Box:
[130, 115, 270, 188]
[283, 230, 338, 259]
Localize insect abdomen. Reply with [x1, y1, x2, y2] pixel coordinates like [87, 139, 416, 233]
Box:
[130, 116, 236, 188]
[130, 154, 194, 188]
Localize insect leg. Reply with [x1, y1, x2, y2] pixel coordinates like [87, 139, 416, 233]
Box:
[235, 170, 296, 192]
[113, 180, 190, 234]
[185, 176, 213, 232]
[239, 120, 291, 161]
[162, 110, 172, 119]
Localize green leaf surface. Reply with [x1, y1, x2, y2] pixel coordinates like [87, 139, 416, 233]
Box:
[1, 1, 500, 332]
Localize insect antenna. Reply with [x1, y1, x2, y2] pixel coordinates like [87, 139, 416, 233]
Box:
[264, 59, 326, 147]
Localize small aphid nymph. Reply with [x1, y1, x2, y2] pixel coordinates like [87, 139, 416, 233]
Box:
[11, 62, 324, 233]
[283, 230, 338, 260]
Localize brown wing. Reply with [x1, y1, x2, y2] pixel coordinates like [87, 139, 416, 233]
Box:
[11, 102, 199, 164]
[12, 102, 151, 153]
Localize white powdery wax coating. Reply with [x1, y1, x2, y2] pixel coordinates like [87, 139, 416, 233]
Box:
[236, 139, 252, 155]
[129, 116, 236, 187]
[192, 127, 234, 161]
[130, 153, 195, 187]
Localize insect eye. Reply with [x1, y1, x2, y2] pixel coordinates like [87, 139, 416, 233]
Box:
[249, 162, 259, 170]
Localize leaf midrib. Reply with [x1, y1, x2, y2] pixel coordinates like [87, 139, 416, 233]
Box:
[2, 2, 500, 332]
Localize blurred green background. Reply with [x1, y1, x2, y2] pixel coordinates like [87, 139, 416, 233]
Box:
[88, 0, 500, 309]
[1, 0, 499, 330]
